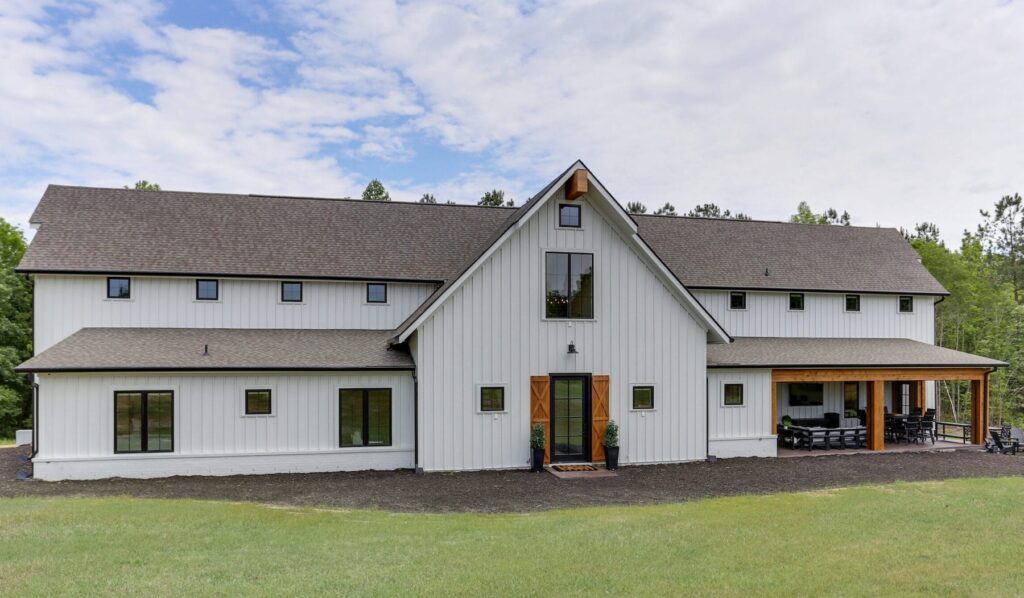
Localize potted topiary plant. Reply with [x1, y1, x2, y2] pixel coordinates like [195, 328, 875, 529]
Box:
[604, 420, 620, 470]
[530, 423, 546, 472]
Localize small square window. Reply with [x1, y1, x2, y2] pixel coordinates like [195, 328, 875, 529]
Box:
[281, 282, 303, 302]
[723, 383, 744, 406]
[729, 291, 746, 310]
[366, 283, 388, 303]
[480, 387, 505, 412]
[107, 277, 130, 299]
[558, 204, 581, 228]
[789, 293, 804, 311]
[196, 279, 219, 301]
[632, 386, 654, 410]
[845, 294, 860, 312]
[899, 295, 913, 313]
[245, 389, 272, 415]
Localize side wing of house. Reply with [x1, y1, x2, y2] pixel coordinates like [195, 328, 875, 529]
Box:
[406, 168, 722, 471]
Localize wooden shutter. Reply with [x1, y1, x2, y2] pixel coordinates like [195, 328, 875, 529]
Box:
[530, 376, 551, 464]
[592, 375, 609, 462]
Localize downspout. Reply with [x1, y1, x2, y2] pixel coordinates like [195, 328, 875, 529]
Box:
[705, 376, 712, 461]
[30, 375, 38, 459]
[413, 368, 421, 474]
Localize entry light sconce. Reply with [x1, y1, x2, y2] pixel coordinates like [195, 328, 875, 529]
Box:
[567, 341, 578, 355]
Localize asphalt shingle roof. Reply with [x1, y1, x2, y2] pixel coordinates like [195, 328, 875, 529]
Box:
[15, 328, 414, 372]
[19, 184, 947, 296]
[707, 337, 1006, 369]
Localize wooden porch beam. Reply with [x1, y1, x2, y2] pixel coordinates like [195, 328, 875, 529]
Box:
[771, 368, 985, 383]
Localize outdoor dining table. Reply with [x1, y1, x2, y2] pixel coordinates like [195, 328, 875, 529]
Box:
[785, 425, 868, 451]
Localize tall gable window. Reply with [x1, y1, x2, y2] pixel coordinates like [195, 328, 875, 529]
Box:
[281, 281, 303, 303]
[898, 295, 914, 313]
[366, 283, 388, 304]
[845, 294, 861, 312]
[789, 293, 804, 311]
[196, 279, 219, 301]
[729, 291, 746, 310]
[107, 277, 131, 299]
[558, 204, 581, 228]
[545, 252, 594, 319]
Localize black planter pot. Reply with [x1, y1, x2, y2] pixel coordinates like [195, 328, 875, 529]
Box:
[605, 446, 620, 470]
[531, 448, 546, 472]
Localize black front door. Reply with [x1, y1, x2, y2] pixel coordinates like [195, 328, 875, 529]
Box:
[550, 375, 591, 463]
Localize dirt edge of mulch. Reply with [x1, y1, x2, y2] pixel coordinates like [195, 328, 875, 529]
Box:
[2, 445, 1022, 513]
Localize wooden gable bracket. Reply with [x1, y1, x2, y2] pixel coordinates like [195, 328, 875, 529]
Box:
[564, 169, 588, 201]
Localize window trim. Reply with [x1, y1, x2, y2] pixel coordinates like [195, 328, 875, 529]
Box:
[338, 388, 393, 448]
[557, 203, 582, 229]
[844, 294, 861, 313]
[366, 282, 389, 305]
[280, 281, 304, 303]
[788, 292, 805, 312]
[106, 276, 131, 300]
[195, 279, 220, 302]
[113, 390, 174, 454]
[728, 291, 747, 311]
[898, 295, 914, 314]
[243, 388, 273, 416]
[543, 250, 596, 321]
[630, 384, 655, 411]
[477, 384, 507, 413]
[722, 382, 745, 408]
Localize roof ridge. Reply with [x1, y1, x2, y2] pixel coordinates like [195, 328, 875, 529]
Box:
[633, 212, 898, 232]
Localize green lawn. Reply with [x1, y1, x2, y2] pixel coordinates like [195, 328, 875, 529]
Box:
[1, 477, 1022, 596]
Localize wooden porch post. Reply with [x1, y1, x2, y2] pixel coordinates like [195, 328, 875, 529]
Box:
[912, 381, 926, 414]
[970, 377, 986, 445]
[867, 380, 885, 451]
[770, 374, 778, 435]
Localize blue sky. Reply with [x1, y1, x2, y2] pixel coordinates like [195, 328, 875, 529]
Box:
[2, 1, 1023, 246]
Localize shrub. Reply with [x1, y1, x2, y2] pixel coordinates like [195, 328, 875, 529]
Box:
[530, 423, 545, 449]
[603, 420, 619, 448]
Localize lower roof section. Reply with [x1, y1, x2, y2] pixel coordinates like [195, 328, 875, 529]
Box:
[707, 337, 1006, 369]
[16, 328, 414, 373]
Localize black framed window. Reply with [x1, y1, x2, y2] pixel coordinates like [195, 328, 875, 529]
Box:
[545, 252, 594, 319]
[729, 291, 746, 310]
[899, 295, 914, 313]
[789, 293, 804, 311]
[789, 383, 824, 407]
[281, 281, 303, 302]
[558, 204, 581, 228]
[844, 382, 859, 418]
[245, 389, 272, 415]
[845, 294, 861, 312]
[723, 383, 744, 406]
[107, 277, 131, 299]
[480, 387, 505, 412]
[340, 389, 392, 447]
[196, 279, 219, 301]
[632, 386, 654, 410]
[115, 390, 173, 453]
[366, 283, 388, 304]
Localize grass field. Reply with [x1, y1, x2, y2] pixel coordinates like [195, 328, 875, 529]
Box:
[1, 477, 1022, 595]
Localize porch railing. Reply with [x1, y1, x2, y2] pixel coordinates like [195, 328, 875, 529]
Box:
[935, 421, 972, 444]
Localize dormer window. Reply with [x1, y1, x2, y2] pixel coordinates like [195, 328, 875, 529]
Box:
[558, 204, 581, 228]
[789, 293, 804, 311]
[366, 283, 387, 304]
[196, 279, 219, 301]
[281, 281, 303, 303]
[729, 291, 746, 310]
[845, 294, 861, 312]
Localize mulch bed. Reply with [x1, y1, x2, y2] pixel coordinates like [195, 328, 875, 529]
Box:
[2, 445, 1022, 513]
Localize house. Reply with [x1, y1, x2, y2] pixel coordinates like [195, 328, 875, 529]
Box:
[15, 162, 1004, 480]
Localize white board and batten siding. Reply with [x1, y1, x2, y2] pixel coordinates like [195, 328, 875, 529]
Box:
[33, 275, 437, 352]
[33, 371, 414, 480]
[412, 193, 710, 472]
[693, 290, 936, 343]
[706, 369, 776, 458]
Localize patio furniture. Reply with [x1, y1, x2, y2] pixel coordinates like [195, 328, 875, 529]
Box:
[918, 413, 937, 444]
[987, 431, 1018, 455]
[789, 425, 867, 451]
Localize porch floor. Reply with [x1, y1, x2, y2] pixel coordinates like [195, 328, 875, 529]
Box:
[778, 439, 974, 458]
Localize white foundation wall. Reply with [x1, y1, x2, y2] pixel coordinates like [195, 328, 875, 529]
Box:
[414, 194, 710, 471]
[706, 369, 776, 458]
[692, 290, 936, 342]
[34, 275, 437, 352]
[33, 371, 415, 480]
